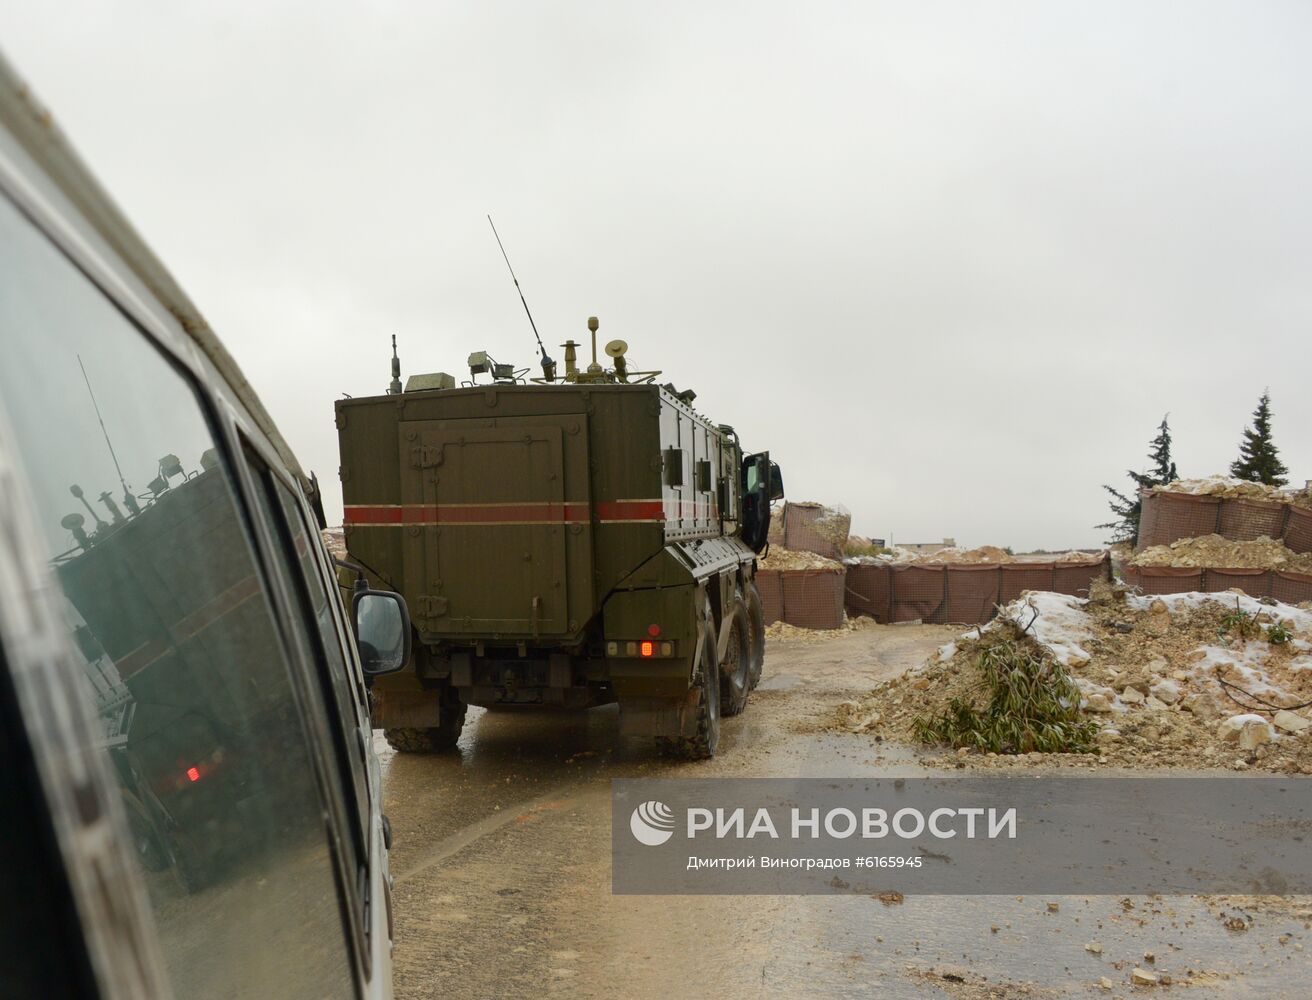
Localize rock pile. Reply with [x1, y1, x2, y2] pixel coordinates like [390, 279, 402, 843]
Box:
[1131, 534, 1312, 573]
[1151, 476, 1294, 502]
[759, 546, 843, 571]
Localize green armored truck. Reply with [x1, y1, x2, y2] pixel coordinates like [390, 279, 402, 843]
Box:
[336, 319, 784, 758]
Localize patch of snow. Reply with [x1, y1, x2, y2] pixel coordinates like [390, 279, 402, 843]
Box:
[1127, 591, 1312, 633]
[996, 591, 1095, 668]
[1186, 642, 1287, 696]
[937, 641, 958, 663]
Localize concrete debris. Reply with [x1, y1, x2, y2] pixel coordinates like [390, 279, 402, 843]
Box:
[1084, 941, 1103, 955]
[1130, 967, 1159, 986]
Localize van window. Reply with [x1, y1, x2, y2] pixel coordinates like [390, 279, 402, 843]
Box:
[274, 475, 372, 838]
[242, 451, 370, 855]
[0, 193, 355, 1000]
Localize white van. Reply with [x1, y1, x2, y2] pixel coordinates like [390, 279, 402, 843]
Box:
[0, 52, 403, 1000]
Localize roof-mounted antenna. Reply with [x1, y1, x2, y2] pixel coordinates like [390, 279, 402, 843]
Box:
[488, 215, 556, 381]
[78, 355, 136, 515]
[388, 335, 403, 395]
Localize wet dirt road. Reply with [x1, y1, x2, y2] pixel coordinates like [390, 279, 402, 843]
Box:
[379, 625, 1310, 999]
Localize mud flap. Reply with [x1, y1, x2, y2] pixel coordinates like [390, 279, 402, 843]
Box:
[370, 689, 443, 729]
[617, 690, 702, 738]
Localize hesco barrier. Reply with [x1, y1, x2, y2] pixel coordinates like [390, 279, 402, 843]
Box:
[843, 556, 1112, 626]
[779, 502, 849, 560]
[756, 567, 846, 629]
[1137, 490, 1312, 553]
[1123, 564, 1312, 604]
[1286, 507, 1312, 555]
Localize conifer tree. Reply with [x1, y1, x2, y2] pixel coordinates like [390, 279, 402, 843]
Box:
[1098, 414, 1179, 544]
[1230, 390, 1288, 487]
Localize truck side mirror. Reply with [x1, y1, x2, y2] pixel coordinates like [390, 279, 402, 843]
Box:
[768, 462, 785, 501]
[352, 589, 412, 675]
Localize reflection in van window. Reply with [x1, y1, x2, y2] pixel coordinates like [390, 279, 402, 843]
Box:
[0, 195, 354, 1000]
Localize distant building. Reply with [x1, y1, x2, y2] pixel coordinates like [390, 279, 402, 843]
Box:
[897, 537, 956, 555]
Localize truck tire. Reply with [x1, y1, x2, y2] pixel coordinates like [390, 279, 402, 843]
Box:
[383, 685, 467, 753]
[658, 597, 721, 760]
[719, 593, 752, 717]
[745, 581, 766, 690]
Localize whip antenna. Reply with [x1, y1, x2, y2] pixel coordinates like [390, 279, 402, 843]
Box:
[488, 215, 555, 380]
[78, 354, 135, 513]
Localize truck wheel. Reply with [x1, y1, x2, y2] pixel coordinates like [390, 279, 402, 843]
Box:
[122, 792, 169, 873]
[745, 581, 766, 690]
[719, 594, 752, 717]
[658, 597, 721, 760]
[383, 685, 467, 753]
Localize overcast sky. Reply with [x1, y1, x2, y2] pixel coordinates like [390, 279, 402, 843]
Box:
[3, 2, 1309, 550]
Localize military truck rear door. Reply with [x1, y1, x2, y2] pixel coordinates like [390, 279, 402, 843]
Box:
[404, 421, 581, 636]
[741, 451, 771, 553]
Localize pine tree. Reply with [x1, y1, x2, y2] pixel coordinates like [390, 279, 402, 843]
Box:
[1230, 390, 1289, 487]
[1097, 414, 1179, 544]
[1146, 415, 1178, 484]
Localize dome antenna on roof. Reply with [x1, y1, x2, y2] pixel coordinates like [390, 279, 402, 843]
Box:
[488, 215, 556, 381]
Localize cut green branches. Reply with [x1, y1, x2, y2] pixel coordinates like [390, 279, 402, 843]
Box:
[912, 633, 1100, 755]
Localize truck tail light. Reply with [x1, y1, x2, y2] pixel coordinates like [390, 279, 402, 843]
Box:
[185, 765, 201, 783]
[606, 639, 675, 658]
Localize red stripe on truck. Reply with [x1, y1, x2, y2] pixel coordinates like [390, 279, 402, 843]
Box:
[343, 500, 666, 526]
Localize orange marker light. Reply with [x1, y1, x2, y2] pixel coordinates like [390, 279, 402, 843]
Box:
[186, 766, 201, 783]
[640, 641, 655, 658]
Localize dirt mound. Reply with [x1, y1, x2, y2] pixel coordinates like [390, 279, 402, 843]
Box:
[883, 546, 1106, 566]
[759, 546, 843, 571]
[1131, 534, 1312, 573]
[832, 587, 1312, 773]
[765, 616, 881, 642]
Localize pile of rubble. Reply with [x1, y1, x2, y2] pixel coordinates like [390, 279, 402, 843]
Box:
[854, 546, 1104, 566]
[1131, 534, 1312, 573]
[764, 616, 881, 642]
[759, 546, 843, 571]
[899, 545, 1014, 564]
[1151, 475, 1292, 501]
[834, 585, 1312, 773]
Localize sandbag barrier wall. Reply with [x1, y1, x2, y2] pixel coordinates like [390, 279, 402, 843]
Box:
[842, 556, 1112, 627]
[1137, 490, 1312, 553]
[1121, 564, 1312, 604]
[779, 502, 849, 560]
[755, 568, 846, 629]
